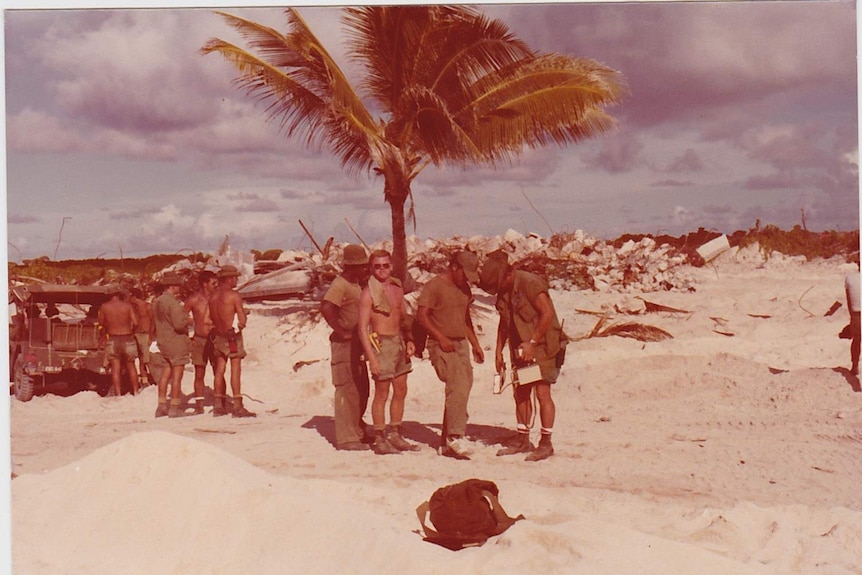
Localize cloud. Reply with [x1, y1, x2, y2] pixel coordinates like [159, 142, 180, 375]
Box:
[651, 179, 692, 188]
[492, 2, 855, 134]
[111, 207, 163, 220]
[227, 192, 264, 201]
[280, 188, 313, 200]
[741, 124, 830, 170]
[6, 109, 86, 153]
[4, 4, 857, 260]
[236, 198, 280, 213]
[40, 11, 221, 134]
[583, 134, 644, 173]
[744, 172, 801, 191]
[667, 148, 705, 173]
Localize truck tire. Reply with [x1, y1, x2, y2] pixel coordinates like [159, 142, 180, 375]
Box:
[13, 357, 34, 402]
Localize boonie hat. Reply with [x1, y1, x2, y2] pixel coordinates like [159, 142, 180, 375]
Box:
[342, 244, 369, 266]
[218, 265, 240, 278]
[479, 250, 509, 295]
[454, 251, 480, 284]
[160, 272, 184, 286]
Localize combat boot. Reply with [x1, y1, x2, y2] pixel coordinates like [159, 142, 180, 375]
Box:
[168, 400, 184, 418]
[372, 429, 400, 455]
[212, 396, 229, 417]
[496, 432, 532, 456]
[525, 434, 554, 462]
[387, 425, 420, 452]
[231, 396, 257, 418]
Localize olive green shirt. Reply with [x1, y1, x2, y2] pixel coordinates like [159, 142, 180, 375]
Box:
[496, 270, 562, 361]
[323, 275, 362, 331]
[152, 291, 189, 356]
[417, 274, 473, 339]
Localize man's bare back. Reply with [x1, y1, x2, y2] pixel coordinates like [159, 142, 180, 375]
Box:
[130, 298, 153, 334]
[98, 296, 138, 335]
[208, 288, 245, 333]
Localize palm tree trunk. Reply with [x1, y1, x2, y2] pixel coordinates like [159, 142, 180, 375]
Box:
[388, 187, 409, 286]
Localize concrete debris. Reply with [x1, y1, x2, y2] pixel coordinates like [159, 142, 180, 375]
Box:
[400, 229, 696, 294]
[696, 234, 731, 262]
[150, 228, 711, 301]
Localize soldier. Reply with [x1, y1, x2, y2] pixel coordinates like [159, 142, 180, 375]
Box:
[358, 249, 419, 454]
[185, 270, 219, 414]
[98, 286, 140, 396]
[208, 265, 255, 417]
[416, 250, 484, 460]
[128, 287, 154, 389]
[478, 250, 566, 462]
[320, 245, 372, 450]
[152, 273, 190, 417]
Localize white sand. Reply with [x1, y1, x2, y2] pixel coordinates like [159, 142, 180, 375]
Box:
[9, 247, 862, 574]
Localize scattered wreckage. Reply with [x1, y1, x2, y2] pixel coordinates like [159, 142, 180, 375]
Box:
[7, 230, 729, 402]
[150, 228, 709, 303]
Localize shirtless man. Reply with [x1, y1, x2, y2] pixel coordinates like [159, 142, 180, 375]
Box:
[207, 265, 255, 418]
[128, 287, 154, 388]
[98, 286, 140, 396]
[185, 270, 218, 414]
[358, 250, 419, 454]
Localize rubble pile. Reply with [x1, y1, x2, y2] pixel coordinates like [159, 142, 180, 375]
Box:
[396, 229, 695, 294]
[146, 229, 697, 299]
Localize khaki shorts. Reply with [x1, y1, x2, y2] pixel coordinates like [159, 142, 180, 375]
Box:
[371, 334, 412, 381]
[212, 331, 247, 360]
[191, 334, 215, 366]
[157, 334, 190, 367]
[134, 333, 150, 364]
[106, 334, 138, 362]
[510, 346, 562, 385]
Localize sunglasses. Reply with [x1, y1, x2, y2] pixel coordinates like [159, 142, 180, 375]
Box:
[372, 263, 391, 270]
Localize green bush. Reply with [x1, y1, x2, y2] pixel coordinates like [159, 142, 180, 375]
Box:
[8, 254, 193, 285]
[735, 224, 859, 262]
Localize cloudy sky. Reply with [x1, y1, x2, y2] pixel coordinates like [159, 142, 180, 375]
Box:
[2, 1, 859, 261]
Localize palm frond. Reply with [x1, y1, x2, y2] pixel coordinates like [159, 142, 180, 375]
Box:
[200, 37, 329, 147]
[422, 11, 533, 92]
[386, 85, 483, 165]
[456, 53, 628, 163]
[202, 10, 382, 176]
[204, 6, 627, 184]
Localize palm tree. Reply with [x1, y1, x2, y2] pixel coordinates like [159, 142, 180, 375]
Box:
[201, 6, 626, 282]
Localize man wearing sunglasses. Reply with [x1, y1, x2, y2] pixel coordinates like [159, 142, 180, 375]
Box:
[358, 249, 420, 454]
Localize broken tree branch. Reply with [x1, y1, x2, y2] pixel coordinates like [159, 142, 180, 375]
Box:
[344, 218, 369, 250]
[298, 219, 325, 257]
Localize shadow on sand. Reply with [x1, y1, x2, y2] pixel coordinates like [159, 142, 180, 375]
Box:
[832, 366, 861, 392]
[301, 415, 517, 449]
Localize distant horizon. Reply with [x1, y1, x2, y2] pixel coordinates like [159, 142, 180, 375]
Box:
[8, 221, 858, 265]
